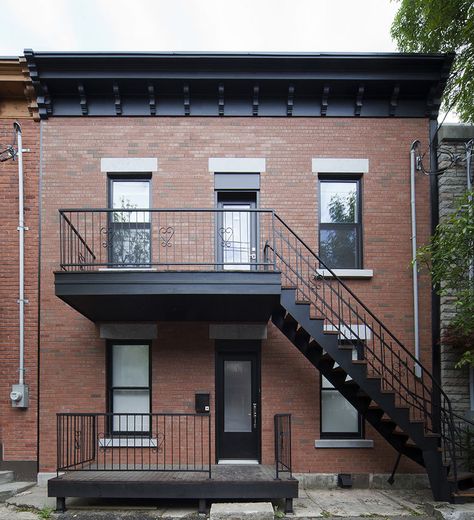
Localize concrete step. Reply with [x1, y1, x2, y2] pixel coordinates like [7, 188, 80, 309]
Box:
[0, 482, 35, 502]
[0, 472, 13, 486]
[210, 502, 274, 520]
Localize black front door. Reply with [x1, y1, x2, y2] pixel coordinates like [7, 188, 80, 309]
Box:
[216, 343, 260, 462]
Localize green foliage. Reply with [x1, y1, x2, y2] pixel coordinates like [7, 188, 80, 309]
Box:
[417, 190, 474, 364]
[37, 507, 54, 520]
[391, 0, 474, 123]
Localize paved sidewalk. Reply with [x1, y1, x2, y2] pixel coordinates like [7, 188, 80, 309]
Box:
[3, 485, 474, 519]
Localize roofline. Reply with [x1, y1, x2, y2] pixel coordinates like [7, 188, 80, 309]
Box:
[26, 50, 452, 60]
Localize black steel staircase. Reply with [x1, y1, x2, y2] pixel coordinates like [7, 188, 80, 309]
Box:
[268, 214, 474, 502]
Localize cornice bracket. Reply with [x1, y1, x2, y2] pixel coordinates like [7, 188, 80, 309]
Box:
[252, 85, 259, 116]
[287, 84, 295, 116]
[218, 83, 224, 116]
[78, 83, 88, 116]
[113, 82, 122, 116]
[184, 84, 190, 115]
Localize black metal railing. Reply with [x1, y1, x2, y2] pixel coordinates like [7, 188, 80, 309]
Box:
[445, 412, 474, 475]
[57, 413, 212, 477]
[274, 414, 292, 479]
[59, 209, 276, 271]
[269, 214, 462, 488]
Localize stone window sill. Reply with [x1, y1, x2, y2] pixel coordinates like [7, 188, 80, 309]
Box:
[315, 439, 374, 449]
[316, 269, 373, 279]
[99, 437, 158, 448]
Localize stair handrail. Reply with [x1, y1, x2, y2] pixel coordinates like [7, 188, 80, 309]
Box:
[272, 212, 460, 485]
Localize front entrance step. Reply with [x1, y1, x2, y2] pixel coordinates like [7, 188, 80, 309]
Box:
[0, 482, 35, 502]
[0, 472, 13, 486]
[210, 502, 274, 520]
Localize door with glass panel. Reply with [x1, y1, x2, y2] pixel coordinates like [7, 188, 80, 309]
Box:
[216, 192, 257, 270]
[216, 344, 260, 462]
[108, 177, 151, 267]
[108, 342, 151, 434]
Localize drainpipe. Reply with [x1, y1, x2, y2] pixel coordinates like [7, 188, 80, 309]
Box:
[410, 140, 422, 378]
[10, 122, 29, 409]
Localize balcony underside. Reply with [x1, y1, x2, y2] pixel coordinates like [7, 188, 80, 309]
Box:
[55, 270, 281, 322]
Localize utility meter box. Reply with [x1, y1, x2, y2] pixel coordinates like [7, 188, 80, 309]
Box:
[10, 384, 29, 408]
[195, 393, 210, 414]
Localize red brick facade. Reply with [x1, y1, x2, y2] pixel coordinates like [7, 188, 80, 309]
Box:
[37, 117, 432, 475]
[0, 118, 39, 471]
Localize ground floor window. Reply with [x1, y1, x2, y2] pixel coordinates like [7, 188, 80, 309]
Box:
[108, 341, 151, 433]
[320, 342, 364, 438]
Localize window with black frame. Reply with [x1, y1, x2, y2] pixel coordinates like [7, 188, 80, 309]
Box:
[108, 341, 151, 434]
[320, 341, 364, 438]
[108, 177, 151, 267]
[319, 177, 362, 269]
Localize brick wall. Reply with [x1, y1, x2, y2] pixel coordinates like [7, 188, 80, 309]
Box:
[38, 117, 432, 474]
[0, 119, 39, 466]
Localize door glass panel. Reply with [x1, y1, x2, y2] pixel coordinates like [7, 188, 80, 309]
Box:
[221, 205, 251, 270]
[224, 360, 252, 432]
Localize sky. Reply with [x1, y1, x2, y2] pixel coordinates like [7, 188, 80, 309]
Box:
[0, 0, 458, 122]
[0, 0, 399, 54]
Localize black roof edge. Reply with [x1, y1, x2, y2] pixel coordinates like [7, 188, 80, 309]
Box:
[24, 49, 453, 58]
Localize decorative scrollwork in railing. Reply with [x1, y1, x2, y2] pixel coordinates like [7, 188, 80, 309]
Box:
[100, 226, 115, 249]
[159, 226, 174, 247]
[218, 226, 233, 248]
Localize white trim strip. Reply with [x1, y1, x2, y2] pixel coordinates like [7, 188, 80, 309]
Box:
[316, 269, 373, 279]
[101, 158, 158, 172]
[217, 459, 259, 465]
[312, 158, 369, 174]
[98, 438, 158, 448]
[209, 158, 266, 173]
[315, 439, 374, 449]
[324, 323, 373, 341]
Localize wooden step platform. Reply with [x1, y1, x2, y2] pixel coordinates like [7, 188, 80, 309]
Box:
[49, 465, 298, 513]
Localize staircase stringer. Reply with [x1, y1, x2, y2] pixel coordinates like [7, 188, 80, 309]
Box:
[275, 290, 452, 500]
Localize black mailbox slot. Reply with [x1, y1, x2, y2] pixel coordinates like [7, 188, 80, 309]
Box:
[195, 393, 210, 414]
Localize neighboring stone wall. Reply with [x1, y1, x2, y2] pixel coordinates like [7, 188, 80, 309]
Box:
[437, 124, 474, 418]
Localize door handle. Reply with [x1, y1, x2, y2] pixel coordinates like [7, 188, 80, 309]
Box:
[252, 402, 257, 429]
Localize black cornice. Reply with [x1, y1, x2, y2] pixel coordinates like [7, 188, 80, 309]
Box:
[24, 50, 454, 120]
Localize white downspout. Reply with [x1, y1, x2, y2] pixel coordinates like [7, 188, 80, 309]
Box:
[10, 122, 29, 408]
[410, 140, 422, 378]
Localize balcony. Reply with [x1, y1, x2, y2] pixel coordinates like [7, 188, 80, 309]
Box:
[55, 209, 282, 322]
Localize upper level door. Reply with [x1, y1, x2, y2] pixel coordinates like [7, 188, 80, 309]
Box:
[216, 192, 257, 270]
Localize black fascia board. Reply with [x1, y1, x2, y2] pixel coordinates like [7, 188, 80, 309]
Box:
[24, 49, 454, 119]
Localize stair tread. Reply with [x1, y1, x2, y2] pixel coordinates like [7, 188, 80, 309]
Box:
[448, 472, 474, 482]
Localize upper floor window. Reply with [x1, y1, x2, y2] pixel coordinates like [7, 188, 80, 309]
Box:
[108, 176, 151, 266]
[319, 177, 362, 269]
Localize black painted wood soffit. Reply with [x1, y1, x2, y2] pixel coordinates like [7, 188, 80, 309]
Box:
[24, 50, 454, 120]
